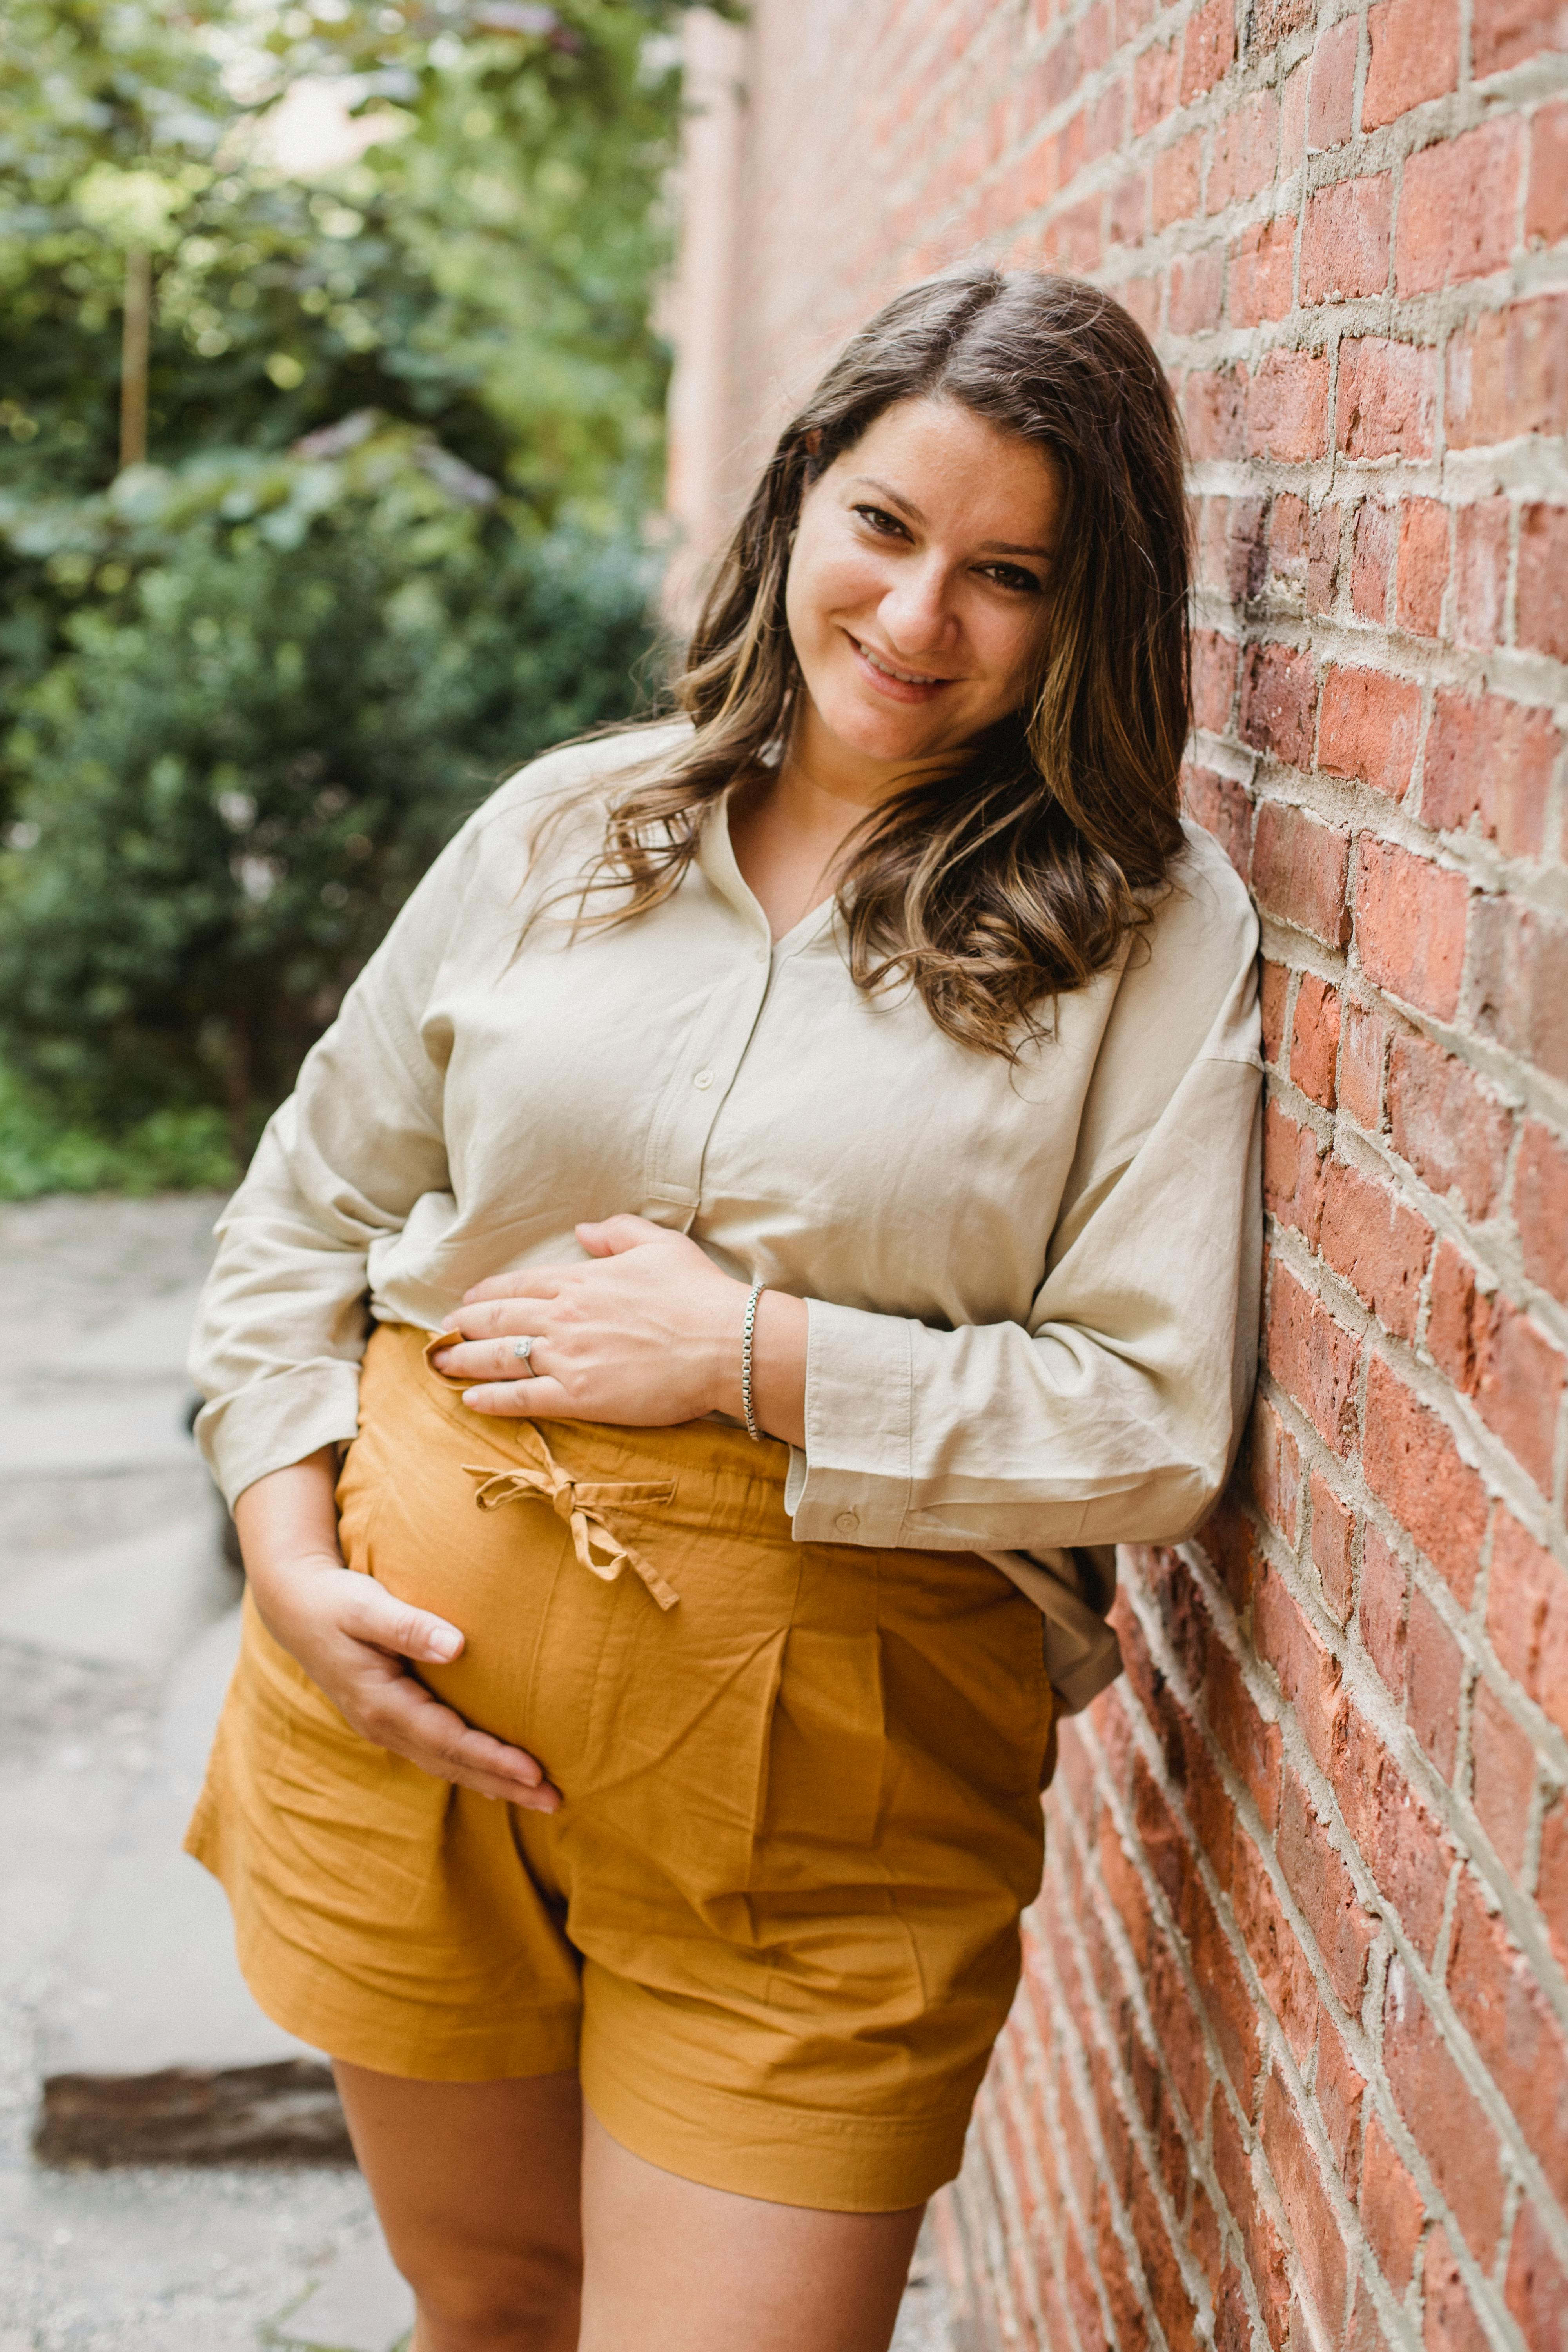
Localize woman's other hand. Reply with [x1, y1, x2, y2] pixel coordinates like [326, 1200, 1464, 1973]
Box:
[233, 1451, 559, 1810]
[432, 1215, 753, 1427]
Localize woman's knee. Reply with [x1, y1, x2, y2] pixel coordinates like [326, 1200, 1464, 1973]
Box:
[404, 2238, 581, 2352]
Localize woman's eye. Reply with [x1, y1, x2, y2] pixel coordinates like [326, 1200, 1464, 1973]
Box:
[851, 504, 908, 538]
[980, 563, 1044, 595]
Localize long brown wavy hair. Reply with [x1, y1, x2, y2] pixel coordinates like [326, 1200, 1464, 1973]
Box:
[555, 264, 1191, 1059]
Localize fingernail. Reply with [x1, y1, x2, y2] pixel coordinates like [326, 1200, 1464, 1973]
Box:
[427, 1628, 462, 1661]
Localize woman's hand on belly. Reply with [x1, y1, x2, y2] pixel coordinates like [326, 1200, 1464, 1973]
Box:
[233, 1451, 560, 1810]
[430, 1212, 808, 1443]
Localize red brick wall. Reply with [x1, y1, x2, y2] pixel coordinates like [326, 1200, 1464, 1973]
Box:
[668, 6, 1568, 2346]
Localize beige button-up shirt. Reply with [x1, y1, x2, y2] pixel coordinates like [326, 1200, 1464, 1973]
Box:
[191, 726, 1263, 1713]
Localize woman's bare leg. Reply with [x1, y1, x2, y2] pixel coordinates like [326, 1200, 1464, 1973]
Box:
[577, 2105, 924, 2352]
[332, 2061, 583, 2352]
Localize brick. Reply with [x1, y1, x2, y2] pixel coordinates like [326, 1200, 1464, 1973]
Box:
[1181, 763, 1252, 877]
[1260, 2070, 1348, 2338]
[1180, 0, 1233, 102]
[1406, 1585, 1463, 1777]
[1516, 1120, 1568, 1307]
[1363, 0, 1460, 127]
[1307, 14, 1358, 151]
[1233, 1838, 1316, 2063]
[1267, 1267, 1361, 1459]
[1315, 2012, 1365, 2174]
[1252, 1394, 1302, 1545]
[1302, 173, 1392, 302]
[1241, 642, 1317, 767]
[1422, 692, 1559, 858]
[1207, 1638, 1283, 1829]
[1260, 958, 1289, 1066]
[1470, 897, 1568, 1086]
[1320, 667, 1420, 799]
[1133, 2156, 1200, 2352]
[1207, 87, 1279, 213]
[1189, 1878, 1260, 2100]
[1265, 492, 1307, 592]
[1350, 499, 1394, 623]
[1290, 975, 1339, 1108]
[1308, 500, 1343, 610]
[1486, 1510, 1568, 1740]
[1221, 493, 1268, 603]
[1396, 120, 1523, 291]
[1537, 1798, 1568, 1975]
[1152, 131, 1203, 230]
[1230, 216, 1295, 326]
[1250, 350, 1331, 460]
[1427, 1243, 1565, 1495]
[1133, 33, 1179, 134]
[1347, 1720, 1457, 1969]
[1526, 100, 1568, 245]
[1252, 0, 1314, 51]
[1446, 294, 1568, 446]
[1383, 1958, 1504, 2261]
[1469, 1678, 1535, 1878]
[1336, 338, 1437, 459]
[1448, 1872, 1568, 2207]
[1169, 245, 1224, 334]
[1192, 628, 1238, 728]
[1472, 0, 1568, 79]
[1279, 58, 1309, 184]
[1387, 1034, 1511, 1221]
[1255, 1562, 1349, 1775]
[1338, 997, 1387, 1131]
[1504, 2199, 1568, 2352]
[1359, 2109, 1423, 2294]
[1422, 2221, 1492, 2352]
[1363, 1354, 1489, 1602]
[1359, 1522, 1410, 1700]
[1395, 498, 1448, 637]
[1353, 836, 1468, 1019]
[1253, 802, 1350, 946]
[1196, 1495, 1259, 1617]
[1278, 1771, 1374, 2010]
[1452, 497, 1510, 652]
[1319, 1157, 1431, 1340]
[1517, 502, 1568, 660]
[1310, 1472, 1356, 1623]
[1212, 2101, 1289, 2350]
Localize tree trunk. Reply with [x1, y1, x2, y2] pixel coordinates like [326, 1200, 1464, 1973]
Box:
[119, 248, 151, 470]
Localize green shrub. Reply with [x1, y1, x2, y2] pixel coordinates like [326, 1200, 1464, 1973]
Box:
[0, 429, 661, 1147]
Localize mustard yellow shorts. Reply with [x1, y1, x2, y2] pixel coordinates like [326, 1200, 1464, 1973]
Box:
[187, 1322, 1053, 2212]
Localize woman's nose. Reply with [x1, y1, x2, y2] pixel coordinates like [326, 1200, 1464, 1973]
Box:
[878, 559, 959, 657]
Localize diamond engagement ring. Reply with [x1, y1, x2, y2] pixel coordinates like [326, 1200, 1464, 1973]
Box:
[511, 1335, 534, 1370]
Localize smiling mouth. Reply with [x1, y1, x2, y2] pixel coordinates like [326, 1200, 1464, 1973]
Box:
[849, 635, 955, 688]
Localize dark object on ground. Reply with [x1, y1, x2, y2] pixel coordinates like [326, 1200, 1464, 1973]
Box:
[33, 2057, 354, 2166]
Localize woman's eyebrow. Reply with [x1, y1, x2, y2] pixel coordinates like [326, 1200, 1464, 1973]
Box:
[845, 477, 1053, 558]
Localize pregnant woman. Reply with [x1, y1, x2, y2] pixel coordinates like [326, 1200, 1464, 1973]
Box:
[188, 266, 1261, 2352]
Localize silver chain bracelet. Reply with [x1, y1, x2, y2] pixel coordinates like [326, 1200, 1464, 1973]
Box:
[740, 1280, 764, 1440]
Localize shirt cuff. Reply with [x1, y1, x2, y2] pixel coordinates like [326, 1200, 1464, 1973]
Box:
[785, 1298, 913, 1548]
[194, 1362, 364, 1508]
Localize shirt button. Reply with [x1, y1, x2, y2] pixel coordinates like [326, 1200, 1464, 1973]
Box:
[693, 1068, 715, 1090]
[835, 1510, 860, 1535]
[755, 946, 768, 964]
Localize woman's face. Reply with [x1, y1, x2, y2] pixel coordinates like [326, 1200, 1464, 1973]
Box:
[783, 396, 1062, 789]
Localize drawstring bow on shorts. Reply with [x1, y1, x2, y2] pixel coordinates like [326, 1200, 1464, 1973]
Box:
[461, 1432, 679, 1612]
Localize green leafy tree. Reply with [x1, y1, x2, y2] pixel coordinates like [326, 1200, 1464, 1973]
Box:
[0, 0, 720, 1190]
